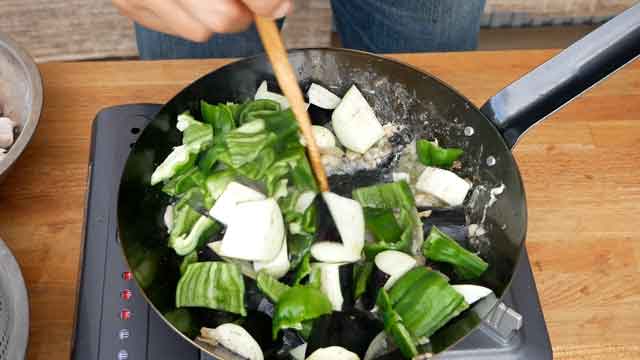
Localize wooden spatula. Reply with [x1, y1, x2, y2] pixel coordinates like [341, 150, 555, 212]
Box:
[254, 16, 330, 192]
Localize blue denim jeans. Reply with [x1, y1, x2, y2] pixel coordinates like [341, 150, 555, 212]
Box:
[135, 0, 486, 59]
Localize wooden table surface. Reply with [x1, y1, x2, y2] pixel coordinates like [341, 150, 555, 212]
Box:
[0, 50, 638, 359]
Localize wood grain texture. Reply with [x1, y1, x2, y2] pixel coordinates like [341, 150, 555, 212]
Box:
[0, 50, 638, 359]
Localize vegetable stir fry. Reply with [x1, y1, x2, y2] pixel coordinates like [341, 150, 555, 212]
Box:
[148, 81, 494, 359]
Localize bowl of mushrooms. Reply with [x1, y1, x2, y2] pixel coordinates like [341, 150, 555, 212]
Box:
[0, 32, 42, 183]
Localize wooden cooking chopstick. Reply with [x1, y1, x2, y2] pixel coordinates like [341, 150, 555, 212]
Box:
[254, 16, 330, 193]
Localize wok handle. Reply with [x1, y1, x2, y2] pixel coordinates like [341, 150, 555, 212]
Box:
[480, 3, 640, 149]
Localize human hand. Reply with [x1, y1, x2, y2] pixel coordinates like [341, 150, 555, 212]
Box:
[112, 0, 293, 42]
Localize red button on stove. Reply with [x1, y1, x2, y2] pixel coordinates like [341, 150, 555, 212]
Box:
[120, 289, 132, 301]
[119, 309, 132, 320]
[122, 271, 133, 281]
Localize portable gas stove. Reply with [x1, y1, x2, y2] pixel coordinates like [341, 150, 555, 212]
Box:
[71, 105, 553, 360]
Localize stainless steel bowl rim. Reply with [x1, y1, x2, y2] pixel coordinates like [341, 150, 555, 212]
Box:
[0, 237, 29, 360]
[0, 32, 43, 176]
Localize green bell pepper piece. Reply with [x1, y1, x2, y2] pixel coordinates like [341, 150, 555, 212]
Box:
[271, 286, 332, 339]
[416, 139, 463, 168]
[377, 289, 418, 359]
[423, 226, 488, 279]
[257, 271, 290, 303]
[353, 261, 374, 300]
[162, 167, 207, 197]
[389, 267, 469, 338]
[363, 207, 403, 243]
[170, 215, 219, 256]
[200, 101, 236, 134]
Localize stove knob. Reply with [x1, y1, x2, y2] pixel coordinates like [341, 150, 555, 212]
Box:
[122, 271, 133, 281]
[120, 289, 133, 301]
[117, 349, 129, 360]
[119, 309, 132, 320]
[119, 329, 130, 340]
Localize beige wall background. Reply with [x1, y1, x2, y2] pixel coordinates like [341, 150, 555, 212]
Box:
[0, 0, 637, 62]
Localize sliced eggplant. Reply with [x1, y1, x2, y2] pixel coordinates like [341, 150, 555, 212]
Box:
[306, 310, 383, 358]
[307, 347, 360, 360]
[209, 181, 266, 225]
[331, 85, 384, 154]
[307, 83, 341, 109]
[219, 198, 285, 261]
[311, 263, 355, 311]
[163, 204, 174, 233]
[361, 265, 388, 311]
[452, 284, 493, 305]
[322, 192, 365, 256]
[310, 242, 361, 263]
[419, 206, 467, 243]
[199, 323, 264, 360]
[363, 332, 391, 360]
[289, 343, 307, 360]
[373, 250, 417, 290]
[254, 238, 290, 279]
[416, 167, 471, 206]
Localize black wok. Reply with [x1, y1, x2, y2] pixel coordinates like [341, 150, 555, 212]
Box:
[118, 5, 640, 359]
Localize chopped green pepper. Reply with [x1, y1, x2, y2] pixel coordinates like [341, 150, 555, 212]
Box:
[377, 289, 419, 359]
[389, 267, 468, 338]
[416, 139, 463, 168]
[257, 271, 290, 302]
[353, 261, 374, 300]
[176, 262, 246, 315]
[423, 226, 488, 279]
[200, 101, 236, 135]
[293, 252, 312, 286]
[205, 169, 235, 200]
[363, 207, 403, 243]
[162, 167, 206, 197]
[271, 286, 332, 339]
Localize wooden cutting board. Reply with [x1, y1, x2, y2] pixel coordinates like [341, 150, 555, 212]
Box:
[0, 50, 638, 359]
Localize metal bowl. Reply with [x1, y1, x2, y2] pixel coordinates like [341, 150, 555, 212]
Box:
[0, 32, 43, 182]
[0, 236, 29, 360]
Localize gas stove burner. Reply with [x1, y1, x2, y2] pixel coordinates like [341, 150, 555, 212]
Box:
[72, 105, 552, 360]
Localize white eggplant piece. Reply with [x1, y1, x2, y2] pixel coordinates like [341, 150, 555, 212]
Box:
[219, 198, 284, 261]
[294, 191, 316, 213]
[289, 343, 307, 360]
[300, 125, 337, 152]
[307, 83, 342, 109]
[207, 241, 257, 279]
[416, 167, 471, 206]
[313, 263, 344, 311]
[331, 85, 384, 154]
[255, 80, 309, 110]
[392, 172, 410, 183]
[307, 346, 360, 360]
[310, 242, 361, 263]
[322, 192, 365, 255]
[209, 182, 265, 225]
[253, 237, 290, 279]
[199, 324, 264, 360]
[0, 117, 15, 149]
[374, 250, 417, 290]
[452, 284, 493, 305]
[363, 332, 390, 360]
[163, 205, 174, 233]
